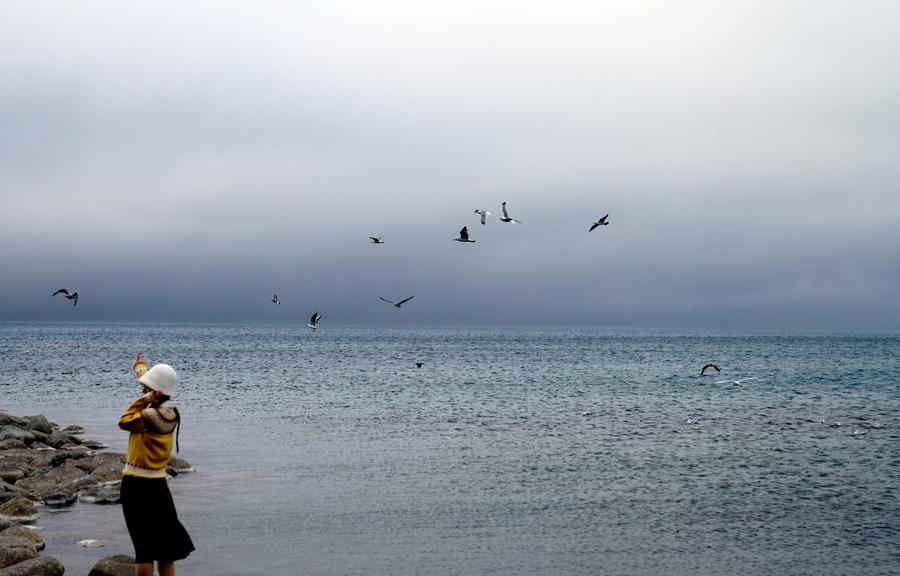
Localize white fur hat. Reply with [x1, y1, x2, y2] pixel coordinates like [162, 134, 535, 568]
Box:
[138, 363, 176, 396]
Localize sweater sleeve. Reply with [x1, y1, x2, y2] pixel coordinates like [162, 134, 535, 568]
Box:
[118, 393, 153, 431]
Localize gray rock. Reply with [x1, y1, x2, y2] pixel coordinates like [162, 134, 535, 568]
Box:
[28, 443, 54, 452]
[167, 456, 194, 473]
[24, 416, 52, 436]
[89, 554, 134, 576]
[61, 425, 85, 435]
[80, 482, 121, 505]
[16, 461, 90, 506]
[0, 429, 34, 447]
[28, 449, 88, 471]
[0, 535, 37, 569]
[44, 432, 80, 449]
[0, 414, 27, 428]
[0, 480, 22, 504]
[0, 555, 64, 576]
[72, 453, 125, 474]
[90, 464, 122, 485]
[0, 470, 24, 485]
[0, 497, 38, 523]
[81, 440, 108, 450]
[0, 440, 27, 452]
[0, 518, 14, 532]
[27, 430, 48, 443]
[0, 525, 44, 551]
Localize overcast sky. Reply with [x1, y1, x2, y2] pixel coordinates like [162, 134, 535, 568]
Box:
[1, 1, 898, 328]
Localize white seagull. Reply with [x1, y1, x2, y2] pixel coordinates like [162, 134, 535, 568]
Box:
[52, 289, 79, 306]
[453, 226, 475, 243]
[474, 209, 491, 225]
[499, 201, 522, 223]
[307, 311, 322, 330]
[589, 214, 609, 231]
[369, 236, 384, 244]
[380, 295, 415, 308]
[715, 376, 757, 386]
[271, 294, 280, 305]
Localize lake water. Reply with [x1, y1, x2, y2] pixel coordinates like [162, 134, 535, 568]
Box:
[1, 323, 898, 575]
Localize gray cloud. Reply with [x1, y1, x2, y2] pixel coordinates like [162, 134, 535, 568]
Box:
[2, 1, 899, 328]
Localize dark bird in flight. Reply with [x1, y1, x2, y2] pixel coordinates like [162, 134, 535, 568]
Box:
[453, 226, 475, 243]
[415, 362, 424, 368]
[589, 215, 609, 231]
[369, 236, 384, 244]
[701, 363, 721, 375]
[52, 289, 78, 306]
[499, 201, 522, 223]
[474, 209, 490, 225]
[380, 295, 415, 308]
[271, 294, 280, 305]
[307, 311, 321, 330]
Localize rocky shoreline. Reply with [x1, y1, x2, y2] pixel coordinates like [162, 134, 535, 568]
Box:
[0, 409, 192, 575]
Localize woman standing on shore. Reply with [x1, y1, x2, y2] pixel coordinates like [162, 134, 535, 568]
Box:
[118, 353, 194, 576]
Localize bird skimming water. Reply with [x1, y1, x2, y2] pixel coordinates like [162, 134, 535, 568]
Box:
[307, 311, 321, 330]
[369, 237, 384, 244]
[52, 289, 78, 306]
[700, 363, 720, 375]
[715, 376, 757, 386]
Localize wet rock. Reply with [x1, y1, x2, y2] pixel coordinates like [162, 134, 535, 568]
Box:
[0, 555, 65, 576]
[0, 414, 27, 428]
[16, 461, 90, 504]
[43, 491, 78, 508]
[0, 497, 38, 523]
[44, 432, 80, 449]
[167, 456, 194, 473]
[0, 480, 22, 504]
[89, 554, 134, 576]
[0, 518, 14, 532]
[28, 443, 54, 452]
[0, 525, 44, 551]
[25, 416, 53, 436]
[82, 439, 108, 450]
[0, 429, 34, 447]
[28, 449, 88, 471]
[80, 483, 121, 504]
[28, 430, 48, 444]
[0, 440, 27, 452]
[73, 453, 125, 474]
[61, 425, 85, 435]
[0, 534, 38, 569]
[78, 539, 106, 547]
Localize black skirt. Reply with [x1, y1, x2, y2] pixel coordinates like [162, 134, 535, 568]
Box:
[120, 475, 195, 564]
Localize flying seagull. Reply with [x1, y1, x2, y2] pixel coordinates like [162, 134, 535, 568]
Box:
[700, 363, 720, 375]
[715, 376, 757, 386]
[307, 311, 321, 330]
[499, 201, 522, 224]
[52, 289, 78, 306]
[369, 236, 384, 244]
[453, 226, 475, 243]
[271, 294, 280, 305]
[474, 209, 491, 225]
[380, 295, 415, 308]
[589, 215, 609, 231]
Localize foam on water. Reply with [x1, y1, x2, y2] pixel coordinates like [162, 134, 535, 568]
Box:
[1, 324, 899, 575]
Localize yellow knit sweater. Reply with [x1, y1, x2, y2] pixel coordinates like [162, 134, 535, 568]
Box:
[118, 393, 177, 478]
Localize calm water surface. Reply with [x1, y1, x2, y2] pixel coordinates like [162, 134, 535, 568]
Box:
[1, 324, 898, 575]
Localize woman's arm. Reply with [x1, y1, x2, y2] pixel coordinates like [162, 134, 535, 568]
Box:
[118, 392, 154, 431]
